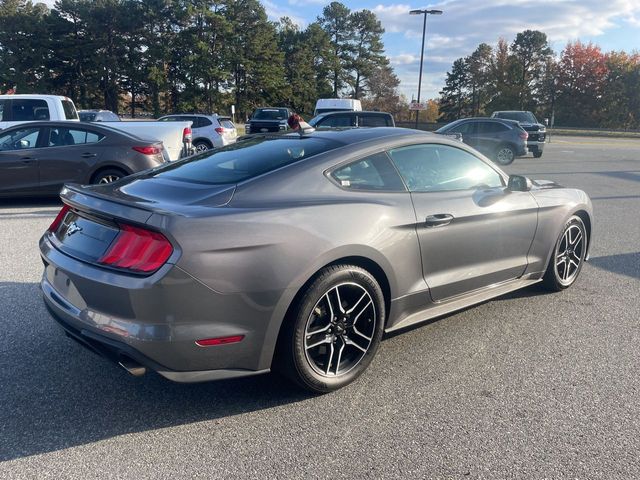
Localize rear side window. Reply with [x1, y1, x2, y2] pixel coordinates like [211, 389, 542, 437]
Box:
[359, 115, 390, 127]
[197, 117, 213, 128]
[331, 152, 406, 191]
[0, 100, 7, 121]
[48, 127, 104, 146]
[11, 99, 49, 121]
[478, 122, 509, 133]
[154, 136, 341, 184]
[319, 114, 355, 128]
[62, 100, 78, 120]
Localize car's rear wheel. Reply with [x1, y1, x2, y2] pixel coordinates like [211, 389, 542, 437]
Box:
[92, 168, 126, 184]
[495, 145, 515, 165]
[542, 215, 587, 291]
[277, 265, 385, 393]
[533, 151, 543, 158]
[194, 140, 211, 153]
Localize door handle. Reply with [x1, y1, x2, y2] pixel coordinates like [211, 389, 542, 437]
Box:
[81, 153, 97, 158]
[20, 157, 36, 163]
[425, 214, 454, 227]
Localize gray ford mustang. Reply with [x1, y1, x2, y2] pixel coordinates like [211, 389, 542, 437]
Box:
[40, 128, 593, 393]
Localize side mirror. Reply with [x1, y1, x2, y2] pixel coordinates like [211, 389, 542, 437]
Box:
[507, 174, 532, 192]
[18, 139, 30, 148]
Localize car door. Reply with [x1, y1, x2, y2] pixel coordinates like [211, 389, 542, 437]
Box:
[0, 126, 43, 194]
[37, 126, 105, 193]
[387, 142, 538, 301]
[444, 120, 477, 149]
[474, 121, 506, 157]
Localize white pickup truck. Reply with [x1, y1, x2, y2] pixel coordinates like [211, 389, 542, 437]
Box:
[0, 94, 192, 160]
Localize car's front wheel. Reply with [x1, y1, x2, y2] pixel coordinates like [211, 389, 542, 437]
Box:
[542, 215, 587, 291]
[277, 265, 385, 393]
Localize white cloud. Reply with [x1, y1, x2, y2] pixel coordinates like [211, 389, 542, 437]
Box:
[375, 0, 640, 98]
[263, 0, 307, 27]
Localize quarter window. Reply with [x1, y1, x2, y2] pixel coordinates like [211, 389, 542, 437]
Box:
[388, 144, 503, 192]
[331, 152, 406, 191]
[359, 115, 389, 127]
[319, 114, 355, 128]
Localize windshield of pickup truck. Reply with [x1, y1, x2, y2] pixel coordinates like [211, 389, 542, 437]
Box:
[252, 109, 288, 121]
[494, 111, 537, 124]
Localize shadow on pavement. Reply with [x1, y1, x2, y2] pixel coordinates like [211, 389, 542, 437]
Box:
[588, 252, 640, 280]
[0, 197, 62, 209]
[0, 281, 310, 462]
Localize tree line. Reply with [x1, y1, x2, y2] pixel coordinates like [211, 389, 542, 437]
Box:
[0, 0, 402, 119]
[439, 29, 640, 129]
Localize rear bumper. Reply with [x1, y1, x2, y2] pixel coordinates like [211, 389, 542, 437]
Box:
[39, 234, 273, 382]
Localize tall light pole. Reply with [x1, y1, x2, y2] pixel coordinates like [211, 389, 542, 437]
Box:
[410, 8, 443, 129]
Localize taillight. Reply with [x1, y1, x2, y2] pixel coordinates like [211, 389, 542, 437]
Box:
[98, 224, 173, 273]
[183, 127, 192, 143]
[215, 127, 224, 134]
[132, 145, 161, 155]
[49, 204, 70, 232]
[519, 131, 529, 140]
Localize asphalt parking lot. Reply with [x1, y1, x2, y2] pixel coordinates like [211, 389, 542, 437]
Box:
[0, 135, 638, 479]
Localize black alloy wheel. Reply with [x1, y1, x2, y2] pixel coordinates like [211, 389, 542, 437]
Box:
[277, 265, 385, 393]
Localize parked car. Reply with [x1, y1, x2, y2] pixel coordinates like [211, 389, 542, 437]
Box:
[0, 121, 168, 196]
[491, 110, 546, 158]
[0, 94, 191, 160]
[40, 127, 593, 393]
[0, 94, 79, 128]
[79, 109, 121, 122]
[245, 107, 293, 134]
[158, 113, 237, 152]
[435, 117, 528, 165]
[308, 111, 395, 128]
[313, 98, 362, 116]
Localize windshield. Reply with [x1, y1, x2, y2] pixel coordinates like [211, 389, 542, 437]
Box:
[152, 136, 341, 184]
[252, 109, 288, 121]
[494, 111, 537, 123]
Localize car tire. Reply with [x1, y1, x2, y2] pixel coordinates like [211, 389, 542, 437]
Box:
[495, 144, 516, 165]
[533, 151, 543, 158]
[193, 140, 211, 153]
[92, 168, 126, 185]
[542, 215, 587, 291]
[276, 265, 385, 393]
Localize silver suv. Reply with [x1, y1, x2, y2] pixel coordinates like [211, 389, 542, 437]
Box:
[158, 114, 237, 152]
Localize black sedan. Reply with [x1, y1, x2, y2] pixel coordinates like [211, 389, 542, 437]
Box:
[0, 121, 168, 197]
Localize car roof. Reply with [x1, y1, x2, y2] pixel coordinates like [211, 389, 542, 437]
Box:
[0, 121, 150, 141]
[314, 110, 391, 118]
[453, 117, 520, 125]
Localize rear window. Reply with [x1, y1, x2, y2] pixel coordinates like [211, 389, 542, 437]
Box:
[252, 109, 288, 120]
[152, 136, 340, 184]
[11, 99, 50, 121]
[79, 112, 97, 122]
[494, 111, 537, 123]
[62, 100, 78, 120]
[220, 119, 235, 129]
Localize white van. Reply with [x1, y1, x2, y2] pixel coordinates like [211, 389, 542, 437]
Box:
[313, 98, 362, 116]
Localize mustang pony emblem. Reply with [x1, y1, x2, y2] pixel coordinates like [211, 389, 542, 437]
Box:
[66, 222, 82, 236]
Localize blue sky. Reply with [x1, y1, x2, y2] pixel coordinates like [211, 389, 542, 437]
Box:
[263, 0, 640, 100]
